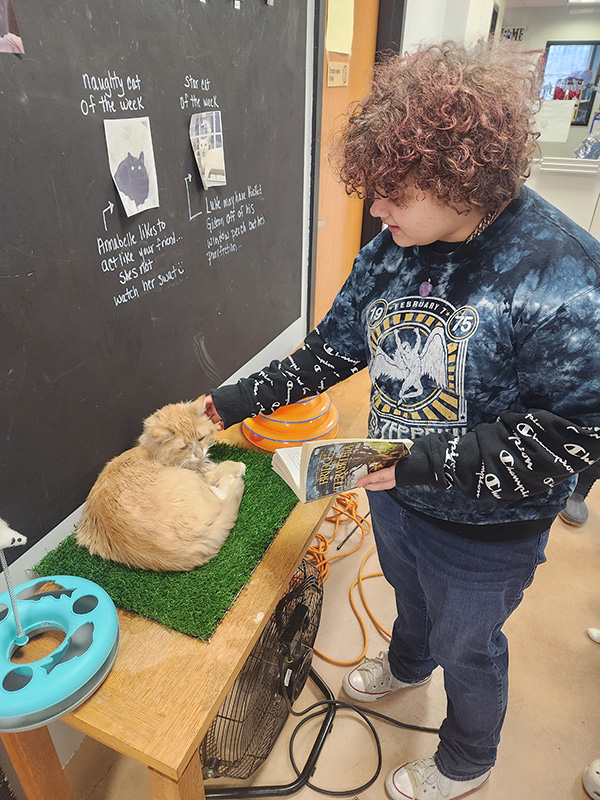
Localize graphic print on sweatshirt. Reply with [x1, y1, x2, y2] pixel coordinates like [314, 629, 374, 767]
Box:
[367, 295, 478, 438]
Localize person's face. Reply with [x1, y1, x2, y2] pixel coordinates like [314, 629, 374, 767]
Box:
[370, 188, 479, 247]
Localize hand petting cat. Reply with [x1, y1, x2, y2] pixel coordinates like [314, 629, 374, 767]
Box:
[205, 394, 224, 430]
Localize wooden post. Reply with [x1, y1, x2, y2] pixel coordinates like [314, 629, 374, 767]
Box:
[148, 750, 205, 800]
[1, 728, 74, 800]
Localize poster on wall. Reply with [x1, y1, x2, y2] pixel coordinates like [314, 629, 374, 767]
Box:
[325, 0, 354, 54]
[189, 111, 227, 189]
[536, 99, 578, 142]
[104, 117, 160, 216]
[0, 0, 24, 53]
[502, 27, 526, 42]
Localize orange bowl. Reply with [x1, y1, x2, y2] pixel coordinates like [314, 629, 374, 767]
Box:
[242, 393, 340, 452]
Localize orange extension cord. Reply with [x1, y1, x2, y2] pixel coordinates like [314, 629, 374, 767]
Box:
[305, 491, 391, 667]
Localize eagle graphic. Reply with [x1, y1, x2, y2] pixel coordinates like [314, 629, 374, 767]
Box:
[370, 326, 449, 402]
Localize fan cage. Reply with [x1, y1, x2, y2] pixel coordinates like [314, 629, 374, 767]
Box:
[0, 767, 16, 800]
[200, 559, 323, 780]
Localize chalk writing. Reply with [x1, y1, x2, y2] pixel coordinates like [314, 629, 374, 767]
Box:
[114, 285, 140, 306]
[184, 75, 211, 90]
[80, 70, 146, 116]
[94, 213, 186, 306]
[184, 174, 203, 221]
[179, 74, 219, 110]
[204, 183, 266, 266]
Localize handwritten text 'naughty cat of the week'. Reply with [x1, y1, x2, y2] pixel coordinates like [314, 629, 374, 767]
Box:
[80, 70, 144, 115]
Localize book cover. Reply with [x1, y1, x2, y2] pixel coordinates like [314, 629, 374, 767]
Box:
[303, 439, 411, 501]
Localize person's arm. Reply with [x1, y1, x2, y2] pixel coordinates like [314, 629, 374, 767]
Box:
[209, 328, 367, 429]
[208, 241, 377, 429]
[359, 408, 600, 499]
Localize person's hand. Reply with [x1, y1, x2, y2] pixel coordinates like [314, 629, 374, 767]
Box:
[205, 394, 224, 431]
[356, 465, 397, 492]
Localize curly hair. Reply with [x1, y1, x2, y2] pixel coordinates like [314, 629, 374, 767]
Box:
[336, 41, 541, 213]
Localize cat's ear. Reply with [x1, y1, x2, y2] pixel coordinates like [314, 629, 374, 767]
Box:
[190, 395, 208, 416]
[149, 426, 174, 443]
[138, 151, 145, 163]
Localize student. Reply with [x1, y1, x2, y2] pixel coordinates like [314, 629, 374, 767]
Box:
[206, 41, 600, 800]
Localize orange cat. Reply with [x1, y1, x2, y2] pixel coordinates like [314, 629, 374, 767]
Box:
[75, 396, 246, 571]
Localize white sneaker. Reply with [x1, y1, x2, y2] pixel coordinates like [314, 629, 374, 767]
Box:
[342, 651, 431, 702]
[583, 757, 600, 799]
[385, 757, 490, 800]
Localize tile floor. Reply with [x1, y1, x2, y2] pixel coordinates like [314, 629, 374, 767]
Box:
[61, 485, 600, 800]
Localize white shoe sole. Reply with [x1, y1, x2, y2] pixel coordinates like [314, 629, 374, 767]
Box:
[341, 673, 431, 703]
[385, 764, 490, 800]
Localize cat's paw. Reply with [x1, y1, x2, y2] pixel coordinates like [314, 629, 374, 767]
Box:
[218, 460, 246, 477]
[218, 473, 245, 495]
[231, 461, 246, 478]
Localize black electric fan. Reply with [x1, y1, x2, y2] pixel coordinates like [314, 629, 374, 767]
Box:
[201, 559, 335, 799]
[0, 767, 16, 800]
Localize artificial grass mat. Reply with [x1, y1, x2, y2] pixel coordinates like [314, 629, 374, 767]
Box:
[35, 443, 298, 641]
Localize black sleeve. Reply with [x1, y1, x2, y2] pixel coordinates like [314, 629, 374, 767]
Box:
[395, 409, 600, 500]
[211, 327, 367, 429]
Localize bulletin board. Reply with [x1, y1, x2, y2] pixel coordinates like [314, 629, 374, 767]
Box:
[0, 0, 320, 563]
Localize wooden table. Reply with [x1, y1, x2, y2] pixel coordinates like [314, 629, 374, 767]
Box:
[1, 371, 370, 800]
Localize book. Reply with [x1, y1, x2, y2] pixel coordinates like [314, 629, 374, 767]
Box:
[271, 438, 412, 503]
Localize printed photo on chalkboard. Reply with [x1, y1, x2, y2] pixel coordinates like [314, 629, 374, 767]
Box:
[0, 0, 24, 53]
[190, 111, 227, 189]
[104, 117, 159, 217]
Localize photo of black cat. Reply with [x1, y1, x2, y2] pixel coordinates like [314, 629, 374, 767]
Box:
[104, 117, 159, 217]
[114, 151, 150, 208]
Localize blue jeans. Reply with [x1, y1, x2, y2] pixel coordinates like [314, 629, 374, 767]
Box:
[368, 490, 549, 781]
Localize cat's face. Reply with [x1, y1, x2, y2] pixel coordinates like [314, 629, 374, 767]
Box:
[139, 396, 217, 469]
[198, 137, 211, 157]
[114, 151, 149, 208]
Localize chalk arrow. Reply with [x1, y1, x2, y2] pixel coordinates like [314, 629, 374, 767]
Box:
[102, 201, 115, 231]
[184, 175, 203, 221]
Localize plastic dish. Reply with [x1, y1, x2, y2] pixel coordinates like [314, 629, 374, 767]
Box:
[242, 394, 340, 451]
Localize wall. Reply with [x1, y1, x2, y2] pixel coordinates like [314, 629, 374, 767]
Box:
[403, 0, 446, 50]
[311, 0, 380, 325]
[503, 5, 600, 158]
[402, 0, 497, 52]
[503, 5, 600, 49]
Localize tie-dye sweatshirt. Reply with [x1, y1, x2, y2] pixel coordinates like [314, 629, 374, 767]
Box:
[212, 187, 600, 535]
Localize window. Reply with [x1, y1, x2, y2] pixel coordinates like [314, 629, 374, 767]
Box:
[541, 40, 600, 126]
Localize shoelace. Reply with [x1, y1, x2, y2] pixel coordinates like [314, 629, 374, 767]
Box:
[356, 651, 392, 688]
[404, 758, 451, 799]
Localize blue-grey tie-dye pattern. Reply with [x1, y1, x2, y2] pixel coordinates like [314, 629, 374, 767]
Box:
[314, 188, 600, 523]
[212, 188, 600, 527]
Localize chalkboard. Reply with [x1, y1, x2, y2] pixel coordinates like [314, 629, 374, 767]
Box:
[0, 0, 319, 564]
